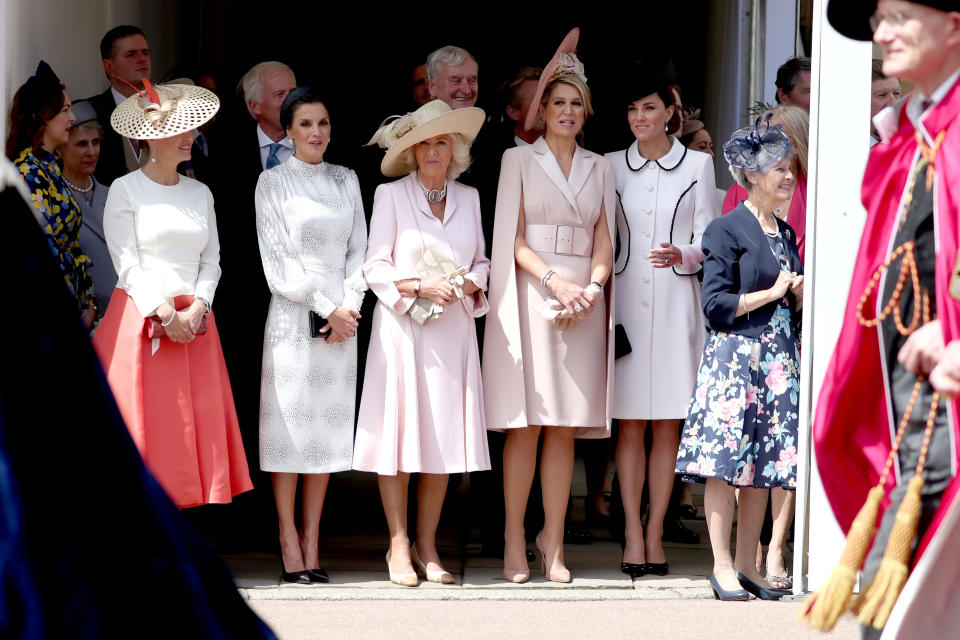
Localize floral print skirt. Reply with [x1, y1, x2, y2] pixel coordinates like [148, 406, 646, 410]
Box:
[675, 300, 799, 489]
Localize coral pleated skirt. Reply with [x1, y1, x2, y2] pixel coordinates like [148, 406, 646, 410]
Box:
[93, 289, 253, 507]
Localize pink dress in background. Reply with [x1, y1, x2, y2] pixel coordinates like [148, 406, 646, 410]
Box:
[721, 172, 807, 261]
[353, 173, 491, 475]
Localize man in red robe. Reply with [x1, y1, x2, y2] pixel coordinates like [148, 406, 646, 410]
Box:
[819, 1, 960, 637]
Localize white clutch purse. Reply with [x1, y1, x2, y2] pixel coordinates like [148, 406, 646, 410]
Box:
[408, 249, 468, 325]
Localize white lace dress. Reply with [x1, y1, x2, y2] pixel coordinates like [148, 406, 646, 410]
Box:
[254, 157, 367, 473]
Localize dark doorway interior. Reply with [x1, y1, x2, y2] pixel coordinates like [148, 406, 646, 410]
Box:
[169, 6, 711, 553]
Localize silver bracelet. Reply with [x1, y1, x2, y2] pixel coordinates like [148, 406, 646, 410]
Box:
[196, 296, 211, 313]
[540, 269, 556, 288]
[161, 310, 175, 327]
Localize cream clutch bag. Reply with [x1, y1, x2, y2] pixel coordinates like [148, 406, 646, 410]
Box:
[409, 249, 468, 325]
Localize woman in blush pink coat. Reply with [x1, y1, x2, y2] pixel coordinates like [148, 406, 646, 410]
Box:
[354, 100, 490, 587]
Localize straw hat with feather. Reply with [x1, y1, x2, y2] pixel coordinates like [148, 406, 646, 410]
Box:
[366, 99, 484, 177]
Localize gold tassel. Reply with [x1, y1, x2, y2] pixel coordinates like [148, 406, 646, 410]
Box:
[853, 474, 925, 629]
[798, 486, 885, 630]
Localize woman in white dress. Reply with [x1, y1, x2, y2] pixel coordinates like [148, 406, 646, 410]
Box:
[255, 88, 368, 584]
[606, 64, 718, 577]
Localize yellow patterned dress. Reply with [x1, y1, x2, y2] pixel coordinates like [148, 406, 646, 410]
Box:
[15, 146, 95, 312]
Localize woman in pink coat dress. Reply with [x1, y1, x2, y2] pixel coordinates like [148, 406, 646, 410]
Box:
[482, 29, 616, 584]
[355, 100, 490, 586]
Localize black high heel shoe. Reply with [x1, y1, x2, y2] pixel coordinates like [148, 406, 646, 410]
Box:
[736, 571, 790, 600]
[709, 574, 749, 601]
[620, 561, 647, 578]
[280, 562, 311, 585]
[307, 568, 329, 583]
[644, 561, 669, 576]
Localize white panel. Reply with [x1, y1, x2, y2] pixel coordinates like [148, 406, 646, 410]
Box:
[3, 1, 113, 104]
[764, 0, 799, 104]
[794, 0, 873, 591]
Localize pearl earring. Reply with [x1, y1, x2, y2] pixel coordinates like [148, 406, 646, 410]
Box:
[151, 152, 157, 163]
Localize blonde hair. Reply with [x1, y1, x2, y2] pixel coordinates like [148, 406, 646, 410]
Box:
[764, 104, 808, 176]
[396, 133, 472, 180]
[540, 76, 593, 144]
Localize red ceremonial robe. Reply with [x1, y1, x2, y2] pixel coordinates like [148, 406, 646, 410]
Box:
[812, 77, 960, 634]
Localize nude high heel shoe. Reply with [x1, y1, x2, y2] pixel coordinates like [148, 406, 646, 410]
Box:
[503, 538, 531, 583]
[536, 532, 571, 583]
[410, 543, 455, 584]
[385, 550, 418, 587]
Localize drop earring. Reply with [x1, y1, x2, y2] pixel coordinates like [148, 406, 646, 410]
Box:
[151, 152, 157, 163]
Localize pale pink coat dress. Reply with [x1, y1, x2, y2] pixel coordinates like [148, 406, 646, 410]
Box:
[353, 172, 492, 475]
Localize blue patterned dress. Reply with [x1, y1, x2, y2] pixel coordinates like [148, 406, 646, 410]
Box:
[675, 232, 800, 489]
[14, 146, 95, 312]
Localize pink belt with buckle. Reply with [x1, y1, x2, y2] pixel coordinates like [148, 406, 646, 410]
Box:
[525, 224, 592, 257]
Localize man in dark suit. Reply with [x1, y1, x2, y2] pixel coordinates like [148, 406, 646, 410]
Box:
[84, 25, 151, 186]
[206, 61, 295, 550]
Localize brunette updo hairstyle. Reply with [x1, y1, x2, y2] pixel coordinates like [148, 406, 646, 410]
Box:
[279, 87, 327, 132]
[5, 80, 66, 159]
[621, 60, 683, 136]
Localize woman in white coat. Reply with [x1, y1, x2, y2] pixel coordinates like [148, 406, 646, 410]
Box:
[606, 64, 718, 577]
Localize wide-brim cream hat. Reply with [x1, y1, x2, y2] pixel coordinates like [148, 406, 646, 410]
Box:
[367, 99, 485, 177]
[524, 28, 586, 132]
[110, 80, 219, 140]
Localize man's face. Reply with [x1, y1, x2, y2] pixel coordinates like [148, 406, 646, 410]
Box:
[777, 70, 811, 110]
[871, 77, 902, 117]
[103, 34, 151, 89]
[506, 79, 544, 135]
[429, 58, 478, 109]
[251, 69, 296, 131]
[412, 64, 431, 106]
[874, 0, 959, 86]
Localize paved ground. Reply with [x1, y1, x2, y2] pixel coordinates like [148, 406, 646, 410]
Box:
[223, 465, 846, 639]
[247, 599, 860, 640]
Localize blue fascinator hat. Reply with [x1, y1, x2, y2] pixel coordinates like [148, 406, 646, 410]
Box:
[722, 114, 790, 170]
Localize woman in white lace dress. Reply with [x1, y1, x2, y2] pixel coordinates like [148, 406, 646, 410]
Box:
[255, 88, 367, 584]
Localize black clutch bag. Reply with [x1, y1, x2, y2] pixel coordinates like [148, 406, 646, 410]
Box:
[309, 311, 325, 338]
[615, 323, 632, 359]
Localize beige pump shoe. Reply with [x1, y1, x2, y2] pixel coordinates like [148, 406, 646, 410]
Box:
[410, 543, 456, 584]
[385, 549, 419, 587]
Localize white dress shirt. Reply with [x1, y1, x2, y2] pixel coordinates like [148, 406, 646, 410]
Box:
[257, 125, 294, 170]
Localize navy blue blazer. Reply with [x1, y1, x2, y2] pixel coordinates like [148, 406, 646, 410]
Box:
[701, 203, 803, 338]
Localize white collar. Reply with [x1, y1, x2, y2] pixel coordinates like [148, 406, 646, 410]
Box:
[257, 124, 293, 149]
[906, 67, 960, 126]
[514, 135, 530, 147]
[111, 86, 128, 107]
[625, 136, 687, 172]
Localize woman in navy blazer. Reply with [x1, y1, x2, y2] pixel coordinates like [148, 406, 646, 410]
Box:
[676, 117, 803, 602]
[701, 205, 803, 338]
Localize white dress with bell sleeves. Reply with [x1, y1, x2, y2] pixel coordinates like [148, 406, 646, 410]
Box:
[353, 173, 491, 475]
[606, 139, 719, 419]
[255, 157, 368, 473]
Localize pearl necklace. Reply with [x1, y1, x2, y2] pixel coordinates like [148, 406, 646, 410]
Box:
[65, 176, 93, 194]
[417, 172, 447, 204]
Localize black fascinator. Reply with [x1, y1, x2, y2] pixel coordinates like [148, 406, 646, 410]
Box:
[620, 56, 677, 106]
[722, 115, 790, 170]
[21, 61, 63, 114]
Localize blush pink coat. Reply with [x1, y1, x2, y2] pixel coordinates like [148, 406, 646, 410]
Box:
[482, 138, 616, 438]
[353, 173, 491, 475]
